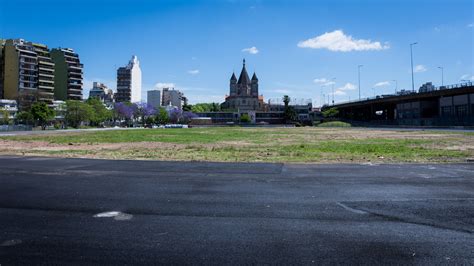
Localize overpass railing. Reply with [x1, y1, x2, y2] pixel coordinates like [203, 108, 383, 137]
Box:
[330, 81, 473, 106]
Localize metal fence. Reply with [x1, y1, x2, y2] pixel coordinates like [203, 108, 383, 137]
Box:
[0, 125, 33, 132]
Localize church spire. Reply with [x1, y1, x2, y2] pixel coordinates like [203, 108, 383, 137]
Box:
[237, 58, 250, 85]
[252, 72, 258, 81]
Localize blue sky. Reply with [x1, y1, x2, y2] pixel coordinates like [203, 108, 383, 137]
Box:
[1, 0, 473, 105]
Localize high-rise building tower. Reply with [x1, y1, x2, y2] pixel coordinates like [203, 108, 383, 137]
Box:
[115, 56, 141, 103]
[162, 87, 184, 109]
[51, 48, 83, 100]
[0, 39, 55, 108]
[147, 90, 161, 108]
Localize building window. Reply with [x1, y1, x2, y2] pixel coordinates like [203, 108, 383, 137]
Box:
[440, 106, 453, 116]
[455, 105, 468, 117]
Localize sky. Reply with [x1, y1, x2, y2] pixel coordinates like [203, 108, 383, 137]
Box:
[1, 0, 473, 106]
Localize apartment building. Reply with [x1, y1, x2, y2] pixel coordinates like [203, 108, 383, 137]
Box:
[0, 39, 55, 108]
[51, 48, 83, 101]
[115, 56, 141, 103]
[89, 81, 114, 106]
[162, 87, 184, 109]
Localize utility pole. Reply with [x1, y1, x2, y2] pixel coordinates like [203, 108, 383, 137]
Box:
[392, 79, 398, 94]
[410, 42, 418, 92]
[438, 66, 444, 86]
[320, 85, 325, 107]
[358, 65, 363, 100]
[331, 77, 336, 105]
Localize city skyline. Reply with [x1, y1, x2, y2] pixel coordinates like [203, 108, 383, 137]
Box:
[1, 0, 472, 105]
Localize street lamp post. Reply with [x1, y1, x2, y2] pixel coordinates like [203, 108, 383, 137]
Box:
[358, 65, 363, 100]
[392, 79, 398, 94]
[410, 42, 418, 92]
[320, 85, 325, 106]
[331, 77, 336, 105]
[438, 66, 444, 86]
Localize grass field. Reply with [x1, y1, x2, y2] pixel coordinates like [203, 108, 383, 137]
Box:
[1, 127, 473, 163]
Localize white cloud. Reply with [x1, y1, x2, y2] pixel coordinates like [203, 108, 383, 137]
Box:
[272, 89, 292, 94]
[337, 83, 356, 91]
[313, 78, 335, 86]
[242, 46, 259, 54]
[187, 69, 200, 75]
[155, 82, 175, 89]
[326, 83, 356, 97]
[460, 74, 474, 80]
[374, 81, 391, 87]
[297, 30, 389, 52]
[414, 65, 427, 73]
[329, 90, 346, 96]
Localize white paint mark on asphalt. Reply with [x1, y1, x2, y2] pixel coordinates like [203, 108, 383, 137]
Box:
[94, 211, 121, 218]
[336, 202, 368, 214]
[361, 162, 379, 166]
[93, 211, 133, 221]
[419, 174, 432, 179]
[1, 239, 22, 247]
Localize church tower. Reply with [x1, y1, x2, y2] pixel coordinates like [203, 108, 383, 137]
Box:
[230, 72, 237, 96]
[251, 72, 258, 96]
[237, 59, 251, 95]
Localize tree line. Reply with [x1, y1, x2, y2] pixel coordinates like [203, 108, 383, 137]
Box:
[2, 98, 199, 130]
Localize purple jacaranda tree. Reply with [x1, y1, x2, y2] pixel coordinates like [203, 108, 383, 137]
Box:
[166, 108, 197, 124]
[135, 102, 157, 126]
[168, 108, 182, 124]
[114, 102, 134, 125]
[181, 111, 198, 124]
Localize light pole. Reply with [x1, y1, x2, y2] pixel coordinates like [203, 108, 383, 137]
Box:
[392, 79, 398, 94]
[358, 65, 363, 100]
[331, 77, 336, 105]
[410, 42, 418, 92]
[438, 66, 444, 86]
[320, 85, 325, 106]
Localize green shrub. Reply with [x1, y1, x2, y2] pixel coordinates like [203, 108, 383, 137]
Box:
[317, 121, 351, 127]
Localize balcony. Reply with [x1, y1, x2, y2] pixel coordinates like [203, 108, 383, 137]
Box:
[68, 64, 83, 70]
[39, 61, 55, 66]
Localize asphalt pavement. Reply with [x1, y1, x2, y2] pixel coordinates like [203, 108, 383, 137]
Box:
[0, 156, 473, 265]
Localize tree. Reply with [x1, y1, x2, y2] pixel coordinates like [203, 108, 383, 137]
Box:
[181, 111, 198, 124]
[240, 113, 251, 123]
[168, 108, 182, 123]
[322, 107, 339, 119]
[114, 102, 134, 126]
[182, 104, 192, 112]
[134, 102, 156, 126]
[65, 100, 93, 128]
[283, 95, 290, 108]
[0, 108, 10, 125]
[191, 103, 221, 113]
[86, 98, 112, 126]
[282, 95, 297, 123]
[30, 102, 55, 130]
[16, 111, 34, 125]
[155, 107, 169, 125]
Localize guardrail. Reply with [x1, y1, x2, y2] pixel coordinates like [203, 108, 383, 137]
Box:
[331, 81, 473, 106]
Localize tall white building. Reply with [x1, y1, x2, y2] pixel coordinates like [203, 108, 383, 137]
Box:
[115, 55, 142, 103]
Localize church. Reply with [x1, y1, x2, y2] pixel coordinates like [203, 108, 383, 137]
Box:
[221, 59, 265, 111]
